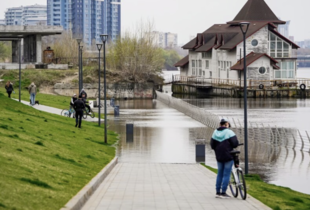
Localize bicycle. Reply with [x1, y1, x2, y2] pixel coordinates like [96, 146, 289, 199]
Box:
[82, 106, 95, 119]
[61, 106, 75, 118]
[229, 143, 247, 200]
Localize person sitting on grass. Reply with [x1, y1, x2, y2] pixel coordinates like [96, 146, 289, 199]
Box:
[210, 119, 239, 199]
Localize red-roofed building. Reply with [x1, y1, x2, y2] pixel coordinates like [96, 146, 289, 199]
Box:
[175, 0, 299, 82]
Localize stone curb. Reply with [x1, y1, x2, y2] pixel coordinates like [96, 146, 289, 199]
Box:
[60, 157, 118, 210]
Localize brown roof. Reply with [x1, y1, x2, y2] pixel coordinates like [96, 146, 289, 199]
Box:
[228, 0, 286, 24]
[230, 52, 279, 71]
[182, 22, 299, 51]
[174, 55, 189, 67]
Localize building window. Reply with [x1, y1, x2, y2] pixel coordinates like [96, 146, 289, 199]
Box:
[192, 60, 195, 68]
[252, 39, 258, 46]
[275, 61, 295, 79]
[205, 60, 209, 69]
[269, 32, 290, 58]
[202, 51, 212, 59]
[259, 67, 266, 74]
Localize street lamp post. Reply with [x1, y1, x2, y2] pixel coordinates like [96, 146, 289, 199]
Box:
[239, 22, 250, 175]
[19, 39, 21, 102]
[80, 45, 83, 91]
[100, 34, 108, 144]
[76, 39, 82, 93]
[96, 43, 103, 126]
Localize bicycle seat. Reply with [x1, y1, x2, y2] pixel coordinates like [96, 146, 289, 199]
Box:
[230, 150, 240, 155]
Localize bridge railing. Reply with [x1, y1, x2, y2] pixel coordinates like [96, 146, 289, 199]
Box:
[169, 75, 310, 89]
[156, 90, 310, 154]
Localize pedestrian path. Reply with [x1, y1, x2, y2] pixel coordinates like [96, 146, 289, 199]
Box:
[81, 163, 270, 210]
[15, 98, 271, 210]
[17, 99, 98, 122]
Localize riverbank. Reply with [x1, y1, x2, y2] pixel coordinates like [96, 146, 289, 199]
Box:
[0, 93, 118, 210]
[201, 164, 310, 210]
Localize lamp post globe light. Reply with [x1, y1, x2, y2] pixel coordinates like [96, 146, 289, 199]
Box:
[100, 34, 108, 144]
[96, 43, 103, 126]
[76, 38, 82, 93]
[239, 22, 250, 175]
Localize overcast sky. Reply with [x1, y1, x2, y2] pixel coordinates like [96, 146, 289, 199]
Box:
[0, 0, 309, 45]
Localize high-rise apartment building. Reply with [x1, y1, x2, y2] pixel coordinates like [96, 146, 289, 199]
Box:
[278, 20, 290, 38]
[47, 0, 121, 46]
[47, 0, 72, 30]
[152, 31, 178, 49]
[5, 4, 47, 26]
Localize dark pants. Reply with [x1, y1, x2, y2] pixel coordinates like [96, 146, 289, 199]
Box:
[75, 110, 83, 128]
[85, 104, 91, 113]
[7, 91, 12, 98]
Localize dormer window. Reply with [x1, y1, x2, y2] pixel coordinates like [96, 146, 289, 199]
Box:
[268, 31, 290, 58]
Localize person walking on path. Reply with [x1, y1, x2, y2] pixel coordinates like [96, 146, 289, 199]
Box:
[5, 81, 14, 98]
[210, 119, 239, 199]
[28, 82, 37, 106]
[73, 96, 85, 128]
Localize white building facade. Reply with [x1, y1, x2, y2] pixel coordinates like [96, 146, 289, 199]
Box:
[5, 5, 47, 26]
[175, 0, 299, 83]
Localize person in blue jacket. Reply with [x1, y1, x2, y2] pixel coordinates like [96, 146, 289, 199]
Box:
[210, 119, 239, 199]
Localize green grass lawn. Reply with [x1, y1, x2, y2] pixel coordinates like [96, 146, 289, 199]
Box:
[0, 93, 118, 210]
[201, 164, 310, 210]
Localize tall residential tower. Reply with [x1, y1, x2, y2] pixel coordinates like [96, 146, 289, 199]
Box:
[5, 4, 47, 26]
[47, 0, 121, 46]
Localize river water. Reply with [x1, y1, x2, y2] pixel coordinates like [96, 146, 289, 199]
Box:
[109, 68, 310, 195]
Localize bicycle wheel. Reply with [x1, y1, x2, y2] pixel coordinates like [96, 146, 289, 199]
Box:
[83, 110, 87, 119]
[89, 110, 95, 118]
[237, 170, 247, 200]
[61, 109, 70, 117]
[229, 171, 238, 198]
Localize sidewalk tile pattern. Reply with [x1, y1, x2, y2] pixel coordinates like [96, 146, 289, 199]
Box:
[81, 163, 271, 210]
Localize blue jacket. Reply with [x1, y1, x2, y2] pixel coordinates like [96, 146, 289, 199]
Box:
[210, 127, 239, 162]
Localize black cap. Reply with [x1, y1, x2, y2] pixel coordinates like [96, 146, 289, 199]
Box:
[220, 118, 228, 123]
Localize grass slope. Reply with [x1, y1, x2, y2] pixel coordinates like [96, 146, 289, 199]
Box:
[0, 93, 118, 210]
[201, 164, 310, 210]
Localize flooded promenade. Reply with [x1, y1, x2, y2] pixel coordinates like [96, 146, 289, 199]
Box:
[107, 68, 310, 195]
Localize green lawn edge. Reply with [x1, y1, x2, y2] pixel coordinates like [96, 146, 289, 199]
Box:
[200, 163, 310, 210]
[0, 93, 118, 210]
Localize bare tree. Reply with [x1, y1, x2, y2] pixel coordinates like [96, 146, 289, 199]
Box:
[107, 21, 165, 83]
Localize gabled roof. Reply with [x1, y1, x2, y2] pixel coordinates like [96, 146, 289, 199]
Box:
[230, 52, 279, 71]
[227, 0, 286, 25]
[174, 55, 189, 67]
[182, 22, 299, 51]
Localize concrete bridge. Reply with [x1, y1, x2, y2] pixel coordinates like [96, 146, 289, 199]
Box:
[0, 25, 63, 64]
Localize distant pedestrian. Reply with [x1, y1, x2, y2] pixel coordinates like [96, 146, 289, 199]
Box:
[73, 96, 85, 128]
[28, 82, 37, 106]
[5, 81, 14, 98]
[210, 119, 239, 199]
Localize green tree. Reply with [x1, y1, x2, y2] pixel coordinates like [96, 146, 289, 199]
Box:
[0, 41, 11, 62]
[107, 21, 165, 83]
[161, 49, 181, 67]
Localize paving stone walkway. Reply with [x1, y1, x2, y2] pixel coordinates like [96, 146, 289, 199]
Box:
[15, 98, 271, 210]
[81, 163, 270, 210]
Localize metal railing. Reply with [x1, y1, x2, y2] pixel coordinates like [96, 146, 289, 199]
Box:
[169, 75, 310, 89]
[156, 91, 310, 153]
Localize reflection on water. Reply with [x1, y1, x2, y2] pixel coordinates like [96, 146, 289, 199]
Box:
[182, 97, 310, 132]
[109, 100, 204, 164]
[109, 98, 310, 195]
